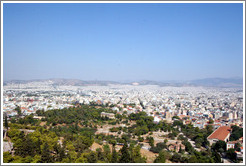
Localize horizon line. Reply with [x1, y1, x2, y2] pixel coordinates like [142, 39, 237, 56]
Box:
[3, 76, 243, 83]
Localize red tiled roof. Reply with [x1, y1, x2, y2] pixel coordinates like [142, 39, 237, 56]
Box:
[207, 126, 231, 141]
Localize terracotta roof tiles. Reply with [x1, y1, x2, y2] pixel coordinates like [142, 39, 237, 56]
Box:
[207, 126, 231, 141]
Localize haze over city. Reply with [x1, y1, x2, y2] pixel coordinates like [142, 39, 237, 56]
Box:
[3, 3, 243, 81]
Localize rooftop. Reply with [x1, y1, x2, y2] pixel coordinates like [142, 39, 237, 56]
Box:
[207, 126, 231, 141]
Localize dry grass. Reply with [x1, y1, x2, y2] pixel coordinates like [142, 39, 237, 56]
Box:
[140, 148, 158, 163]
[90, 142, 123, 152]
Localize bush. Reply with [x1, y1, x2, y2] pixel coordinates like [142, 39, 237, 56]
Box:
[150, 142, 167, 153]
[138, 137, 144, 142]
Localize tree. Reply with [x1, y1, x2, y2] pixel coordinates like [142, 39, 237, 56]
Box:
[206, 125, 213, 135]
[235, 143, 242, 152]
[3, 152, 13, 163]
[178, 145, 184, 154]
[230, 125, 243, 141]
[75, 155, 87, 163]
[41, 142, 53, 163]
[4, 114, 8, 130]
[32, 155, 41, 163]
[188, 155, 198, 163]
[226, 148, 237, 162]
[212, 140, 226, 153]
[14, 135, 35, 157]
[154, 150, 168, 163]
[15, 106, 22, 117]
[183, 140, 194, 153]
[36, 109, 45, 116]
[150, 142, 167, 153]
[212, 151, 222, 163]
[54, 143, 65, 162]
[96, 148, 105, 162]
[171, 153, 181, 162]
[119, 143, 131, 163]
[111, 146, 118, 163]
[131, 145, 146, 163]
[10, 118, 16, 123]
[208, 119, 214, 124]
[146, 136, 154, 147]
[103, 144, 111, 162]
[84, 151, 98, 163]
[74, 139, 87, 152]
[138, 136, 144, 142]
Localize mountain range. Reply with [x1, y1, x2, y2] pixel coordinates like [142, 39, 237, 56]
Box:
[3, 77, 243, 88]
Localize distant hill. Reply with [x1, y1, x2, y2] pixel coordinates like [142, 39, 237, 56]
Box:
[3, 77, 243, 88]
[187, 77, 243, 88]
[3, 78, 119, 86]
[128, 77, 243, 88]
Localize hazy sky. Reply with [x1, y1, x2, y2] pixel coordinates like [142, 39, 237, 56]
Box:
[3, 3, 243, 81]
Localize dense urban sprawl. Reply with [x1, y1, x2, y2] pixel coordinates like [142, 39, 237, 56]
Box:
[2, 80, 244, 163]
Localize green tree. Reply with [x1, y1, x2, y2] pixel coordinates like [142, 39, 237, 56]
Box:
[208, 119, 214, 124]
[32, 155, 41, 163]
[212, 151, 222, 163]
[75, 154, 87, 163]
[178, 145, 184, 154]
[206, 125, 213, 135]
[146, 136, 154, 147]
[4, 114, 8, 130]
[212, 140, 226, 153]
[96, 148, 105, 162]
[54, 143, 65, 162]
[103, 144, 111, 162]
[235, 143, 242, 152]
[131, 145, 146, 163]
[154, 150, 168, 163]
[15, 106, 22, 117]
[230, 125, 243, 141]
[138, 136, 144, 142]
[226, 148, 237, 162]
[119, 143, 131, 163]
[3, 152, 13, 163]
[188, 155, 198, 163]
[84, 151, 98, 163]
[171, 153, 181, 162]
[111, 146, 118, 163]
[41, 142, 53, 163]
[14, 135, 35, 157]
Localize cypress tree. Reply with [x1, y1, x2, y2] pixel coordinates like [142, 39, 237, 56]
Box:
[119, 143, 131, 163]
[4, 114, 8, 130]
[111, 146, 118, 163]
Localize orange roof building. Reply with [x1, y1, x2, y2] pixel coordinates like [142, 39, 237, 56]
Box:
[207, 126, 231, 145]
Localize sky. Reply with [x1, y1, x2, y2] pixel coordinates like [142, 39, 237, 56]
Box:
[3, 3, 244, 81]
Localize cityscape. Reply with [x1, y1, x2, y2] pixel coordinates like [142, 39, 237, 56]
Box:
[2, 78, 244, 163]
[2, 2, 244, 164]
